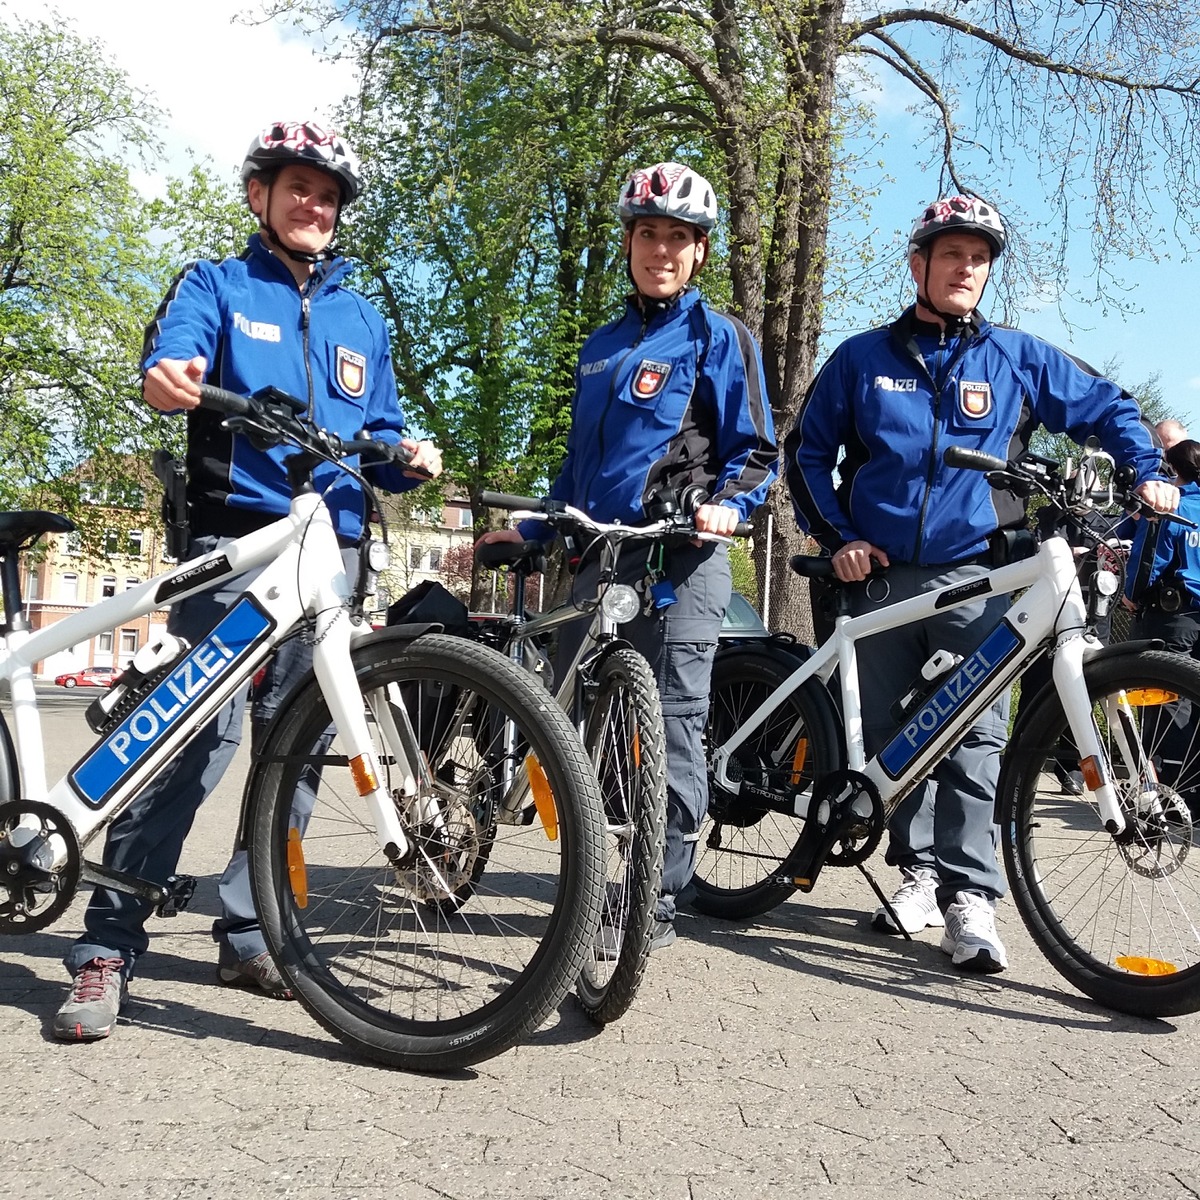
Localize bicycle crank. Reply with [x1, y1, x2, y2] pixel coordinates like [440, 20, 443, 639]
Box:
[778, 770, 882, 892]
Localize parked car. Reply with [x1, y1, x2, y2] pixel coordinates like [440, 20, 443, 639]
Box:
[720, 591, 771, 639]
[53, 666, 117, 689]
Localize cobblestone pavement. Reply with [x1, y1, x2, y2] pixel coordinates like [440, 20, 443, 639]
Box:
[2, 689, 1198, 1199]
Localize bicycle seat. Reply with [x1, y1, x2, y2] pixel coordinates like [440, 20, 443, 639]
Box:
[790, 555, 836, 578]
[476, 540, 546, 572]
[0, 511, 75, 553]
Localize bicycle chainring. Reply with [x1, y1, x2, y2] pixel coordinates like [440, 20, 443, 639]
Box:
[0, 800, 81, 933]
[824, 772, 885, 867]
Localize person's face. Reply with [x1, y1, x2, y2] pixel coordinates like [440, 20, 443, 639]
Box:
[625, 217, 706, 298]
[910, 232, 993, 320]
[247, 163, 341, 255]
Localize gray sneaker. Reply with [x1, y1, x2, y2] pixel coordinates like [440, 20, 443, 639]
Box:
[54, 957, 128, 1041]
[940, 891, 1008, 973]
[217, 952, 294, 999]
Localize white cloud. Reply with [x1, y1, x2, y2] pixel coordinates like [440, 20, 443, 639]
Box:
[5, 1, 360, 193]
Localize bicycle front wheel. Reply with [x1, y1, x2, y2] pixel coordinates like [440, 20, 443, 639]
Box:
[575, 647, 667, 1025]
[693, 645, 842, 920]
[1001, 648, 1200, 1017]
[247, 633, 605, 1071]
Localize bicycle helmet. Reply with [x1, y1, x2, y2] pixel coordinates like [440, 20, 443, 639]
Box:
[617, 162, 718, 233]
[908, 195, 1006, 258]
[241, 120, 362, 205]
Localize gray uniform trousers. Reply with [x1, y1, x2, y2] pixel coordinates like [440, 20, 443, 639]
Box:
[64, 535, 354, 978]
[848, 559, 1009, 906]
[554, 540, 732, 923]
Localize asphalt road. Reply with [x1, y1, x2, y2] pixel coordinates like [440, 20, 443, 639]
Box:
[1, 685, 1198, 1199]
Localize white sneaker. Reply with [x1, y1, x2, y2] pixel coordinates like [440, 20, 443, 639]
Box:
[871, 867, 944, 934]
[940, 891, 1007, 973]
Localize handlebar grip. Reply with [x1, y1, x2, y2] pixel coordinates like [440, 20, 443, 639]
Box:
[480, 490, 544, 511]
[943, 446, 1008, 473]
[733, 521, 753, 538]
[197, 384, 253, 416]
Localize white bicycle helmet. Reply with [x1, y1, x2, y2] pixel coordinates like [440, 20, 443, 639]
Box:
[241, 121, 363, 205]
[908, 195, 1006, 257]
[617, 162, 718, 233]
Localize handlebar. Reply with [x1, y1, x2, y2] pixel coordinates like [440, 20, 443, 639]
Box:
[478, 492, 752, 540]
[196, 384, 418, 471]
[942, 445, 1194, 528]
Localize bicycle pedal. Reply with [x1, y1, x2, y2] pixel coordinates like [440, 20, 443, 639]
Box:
[155, 874, 197, 917]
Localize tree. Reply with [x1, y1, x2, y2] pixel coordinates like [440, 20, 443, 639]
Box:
[0, 16, 169, 548]
[272, 0, 1200, 633]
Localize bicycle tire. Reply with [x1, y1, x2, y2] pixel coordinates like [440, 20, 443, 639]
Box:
[693, 645, 842, 920]
[575, 647, 667, 1025]
[1000, 647, 1200, 1017]
[247, 632, 605, 1071]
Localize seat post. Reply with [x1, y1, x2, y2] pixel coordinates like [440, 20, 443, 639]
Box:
[0, 550, 28, 634]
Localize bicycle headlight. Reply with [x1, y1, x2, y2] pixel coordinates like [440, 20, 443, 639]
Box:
[1094, 569, 1119, 597]
[600, 583, 641, 625]
[367, 540, 391, 572]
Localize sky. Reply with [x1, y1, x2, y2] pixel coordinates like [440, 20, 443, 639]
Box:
[10, 0, 1199, 435]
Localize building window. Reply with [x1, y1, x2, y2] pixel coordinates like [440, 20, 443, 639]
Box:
[429, 547, 443, 571]
[457, 507, 473, 528]
[101, 576, 117, 599]
[64, 532, 82, 557]
[98, 631, 114, 653]
[125, 578, 140, 592]
[119, 629, 138, 659]
[409, 545, 424, 570]
[128, 529, 144, 558]
[60, 573, 78, 603]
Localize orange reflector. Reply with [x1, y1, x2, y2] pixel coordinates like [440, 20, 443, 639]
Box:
[790, 738, 810, 786]
[1080, 756, 1103, 792]
[526, 755, 558, 841]
[349, 754, 378, 795]
[1123, 688, 1179, 707]
[1116, 955, 1177, 976]
[287, 827, 308, 909]
[633, 728, 641, 769]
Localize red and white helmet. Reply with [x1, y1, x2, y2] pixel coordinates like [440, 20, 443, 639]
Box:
[908, 195, 1006, 257]
[617, 162, 718, 233]
[240, 121, 363, 205]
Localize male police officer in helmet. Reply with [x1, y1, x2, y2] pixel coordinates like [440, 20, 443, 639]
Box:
[786, 195, 1176, 973]
[54, 121, 442, 1042]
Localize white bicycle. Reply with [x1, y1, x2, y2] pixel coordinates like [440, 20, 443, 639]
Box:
[0, 385, 605, 1070]
[700, 444, 1200, 1017]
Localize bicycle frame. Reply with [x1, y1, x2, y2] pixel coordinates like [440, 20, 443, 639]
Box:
[0, 490, 413, 860]
[711, 534, 1138, 837]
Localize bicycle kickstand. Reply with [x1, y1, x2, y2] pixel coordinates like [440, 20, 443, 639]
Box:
[857, 863, 914, 942]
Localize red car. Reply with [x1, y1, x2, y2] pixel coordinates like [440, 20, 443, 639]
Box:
[54, 666, 118, 689]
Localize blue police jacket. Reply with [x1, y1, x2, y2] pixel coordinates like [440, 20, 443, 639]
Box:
[519, 287, 777, 537]
[786, 307, 1163, 565]
[1126, 481, 1200, 607]
[142, 233, 418, 542]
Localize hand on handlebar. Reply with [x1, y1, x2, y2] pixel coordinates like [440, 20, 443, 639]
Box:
[832, 539, 890, 583]
[694, 502, 741, 537]
[144, 357, 206, 413]
[1133, 479, 1180, 518]
[476, 528, 525, 551]
[401, 438, 442, 479]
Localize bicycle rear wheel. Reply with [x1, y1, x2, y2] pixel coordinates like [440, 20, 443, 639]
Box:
[247, 633, 605, 1071]
[693, 645, 842, 920]
[1001, 648, 1200, 1017]
[575, 647, 667, 1025]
